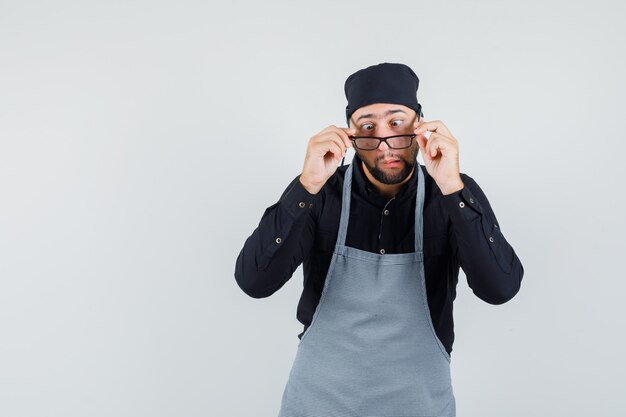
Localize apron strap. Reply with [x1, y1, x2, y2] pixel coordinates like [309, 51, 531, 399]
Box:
[336, 163, 353, 248]
[414, 164, 425, 253]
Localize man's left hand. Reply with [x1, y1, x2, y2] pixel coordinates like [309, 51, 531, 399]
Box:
[413, 119, 464, 195]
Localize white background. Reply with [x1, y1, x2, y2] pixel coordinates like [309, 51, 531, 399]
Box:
[1, 0, 625, 416]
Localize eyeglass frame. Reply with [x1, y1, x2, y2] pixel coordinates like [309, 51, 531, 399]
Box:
[348, 133, 417, 150]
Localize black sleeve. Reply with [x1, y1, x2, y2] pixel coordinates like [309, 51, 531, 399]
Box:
[234, 174, 321, 298]
[441, 173, 524, 304]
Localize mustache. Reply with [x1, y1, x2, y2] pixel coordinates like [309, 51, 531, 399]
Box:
[375, 153, 405, 163]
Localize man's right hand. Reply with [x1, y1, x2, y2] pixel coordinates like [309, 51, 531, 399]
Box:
[299, 125, 354, 195]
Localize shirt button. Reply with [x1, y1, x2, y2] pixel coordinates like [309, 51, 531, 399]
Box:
[459, 202, 465, 208]
[488, 236, 494, 243]
[383, 209, 390, 215]
[298, 202, 306, 208]
[380, 249, 385, 254]
[469, 198, 474, 204]
[276, 237, 282, 244]
[494, 224, 498, 228]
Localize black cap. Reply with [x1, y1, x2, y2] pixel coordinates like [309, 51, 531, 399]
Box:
[344, 62, 423, 126]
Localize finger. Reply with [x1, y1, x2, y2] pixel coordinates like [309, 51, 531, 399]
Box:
[430, 141, 440, 158]
[320, 134, 347, 158]
[426, 134, 454, 158]
[416, 134, 429, 160]
[314, 132, 347, 154]
[328, 134, 348, 155]
[327, 141, 343, 161]
[320, 125, 353, 148]
[425, 134, 441, 158]
[414, 120, 453, 138]
[310, 135, 343, 160]
[332, 126, 354, 148]
[339, 127, 356, 148]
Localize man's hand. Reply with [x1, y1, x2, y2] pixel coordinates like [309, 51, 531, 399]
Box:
[299, 125, 354, 195]
[413, 119, 464, 195]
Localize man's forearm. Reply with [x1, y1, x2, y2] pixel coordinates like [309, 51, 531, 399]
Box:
[442, 174, 524, 304]
[234, 175, 319, 298]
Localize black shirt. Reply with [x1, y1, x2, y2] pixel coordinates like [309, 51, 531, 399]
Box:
[234, 153, 524, 356]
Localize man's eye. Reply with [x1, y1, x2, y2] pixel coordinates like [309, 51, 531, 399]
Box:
[362, 123, 373, 130]
[391, 119, 403, 126]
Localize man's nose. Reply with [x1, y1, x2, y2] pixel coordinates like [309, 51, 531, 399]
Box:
[378, 139, 390, 151]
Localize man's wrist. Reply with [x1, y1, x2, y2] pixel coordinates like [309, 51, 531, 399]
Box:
[439, 180, 465, 195]
[299, 175, 322, 195]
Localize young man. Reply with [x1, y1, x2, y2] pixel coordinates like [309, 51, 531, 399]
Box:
[235, 62, 523, 416]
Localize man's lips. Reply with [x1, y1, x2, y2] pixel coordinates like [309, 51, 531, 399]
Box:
[380, 159, 402, 166]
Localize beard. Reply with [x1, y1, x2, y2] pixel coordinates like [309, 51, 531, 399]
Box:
[359, 147, 419, 185]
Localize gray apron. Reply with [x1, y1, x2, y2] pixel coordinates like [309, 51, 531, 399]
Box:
[278, 160, 456, 417]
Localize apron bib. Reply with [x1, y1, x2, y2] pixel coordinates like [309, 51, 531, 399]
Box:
[278, 160, 456, 417]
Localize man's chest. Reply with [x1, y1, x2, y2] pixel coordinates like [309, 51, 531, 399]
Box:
[313, 190, 451, 257]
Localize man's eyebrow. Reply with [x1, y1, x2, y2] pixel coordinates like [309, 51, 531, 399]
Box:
[355, 109, 407, 122]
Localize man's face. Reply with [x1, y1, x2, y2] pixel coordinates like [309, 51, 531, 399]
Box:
[349, 103, 420, 185]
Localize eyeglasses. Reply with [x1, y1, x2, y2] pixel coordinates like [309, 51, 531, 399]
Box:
[349, 134, 417, 151]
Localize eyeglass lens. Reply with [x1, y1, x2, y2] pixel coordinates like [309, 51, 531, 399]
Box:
[353, 135, 413, 150]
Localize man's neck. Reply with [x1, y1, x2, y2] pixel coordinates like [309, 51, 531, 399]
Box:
[361, 162, 415, 200]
